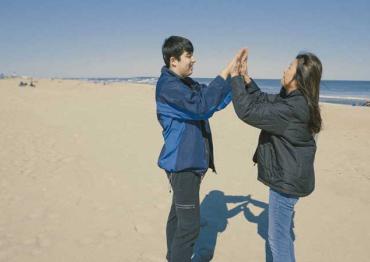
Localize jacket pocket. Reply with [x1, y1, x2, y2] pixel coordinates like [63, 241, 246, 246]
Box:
[257, 143, 273, 178]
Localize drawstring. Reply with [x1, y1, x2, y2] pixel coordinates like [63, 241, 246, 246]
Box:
[168, 173, 173, 193]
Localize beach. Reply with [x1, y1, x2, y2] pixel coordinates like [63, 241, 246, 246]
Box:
[0, 78, 369, 261]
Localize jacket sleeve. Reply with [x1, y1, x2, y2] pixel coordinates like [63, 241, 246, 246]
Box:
[231, 76, 293, 135]
[157, 76, 232, 120]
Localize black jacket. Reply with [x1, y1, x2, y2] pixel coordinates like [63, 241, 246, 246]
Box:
[231, 76, 316, 197]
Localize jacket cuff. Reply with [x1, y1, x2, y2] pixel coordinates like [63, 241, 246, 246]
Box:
[246, 78, 260, 94]
[230, 75, 244, 87]
[215, 75, 229, 86]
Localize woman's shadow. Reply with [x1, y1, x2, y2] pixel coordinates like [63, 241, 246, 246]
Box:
[193, 190, 274, 262]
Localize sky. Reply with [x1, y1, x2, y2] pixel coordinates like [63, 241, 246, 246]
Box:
[1, 0, 369, 80]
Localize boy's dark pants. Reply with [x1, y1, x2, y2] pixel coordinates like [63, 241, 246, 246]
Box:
[166, 171, 201, 262]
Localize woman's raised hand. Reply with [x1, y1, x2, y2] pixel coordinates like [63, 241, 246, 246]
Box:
[239, 48, 251, 84]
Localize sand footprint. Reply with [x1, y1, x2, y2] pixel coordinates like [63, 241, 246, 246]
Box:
[133, 223, 153, 234]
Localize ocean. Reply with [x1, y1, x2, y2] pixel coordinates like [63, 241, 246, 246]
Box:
[83, 77, 370, 106]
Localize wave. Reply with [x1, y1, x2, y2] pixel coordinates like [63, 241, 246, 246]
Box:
[126, 77, 158, 85]
[320, 95, 369, 101]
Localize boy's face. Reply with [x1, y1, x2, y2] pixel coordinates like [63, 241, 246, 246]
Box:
[170, 51, 196, 78]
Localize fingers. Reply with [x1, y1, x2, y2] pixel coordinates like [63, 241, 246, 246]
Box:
[236, 48, 248, 73]
[225, 48, 248, 77]
[239, 48, 249, 76]
[240, 59, 247, 71]
[236, 48, 247, 61]
[233, 49, 246, 67]
[241, 48, 248, 62]
[237, 48, 246, 58]
[230, 55, 242, 77]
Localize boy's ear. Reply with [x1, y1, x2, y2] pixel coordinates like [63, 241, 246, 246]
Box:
[170, 56, 178, 68]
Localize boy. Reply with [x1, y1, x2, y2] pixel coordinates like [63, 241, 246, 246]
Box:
[156, 36, 243, 261]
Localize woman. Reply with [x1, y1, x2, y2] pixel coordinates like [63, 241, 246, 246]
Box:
[231, 50, 322, 262]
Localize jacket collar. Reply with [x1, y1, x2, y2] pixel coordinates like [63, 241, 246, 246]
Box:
[161, 66, 184, 79]
[161, 66, 196, 88]
[280, 87, 303, 98]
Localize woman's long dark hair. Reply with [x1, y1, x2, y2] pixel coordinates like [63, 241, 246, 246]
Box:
[294, 52, 323, 134]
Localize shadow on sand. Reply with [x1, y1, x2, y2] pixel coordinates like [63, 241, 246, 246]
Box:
[193, 190, 281, 262]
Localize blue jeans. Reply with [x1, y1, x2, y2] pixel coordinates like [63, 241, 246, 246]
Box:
[268, 189, 299, 262]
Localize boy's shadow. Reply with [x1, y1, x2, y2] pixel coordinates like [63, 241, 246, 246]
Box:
[193, 190, 277, 262]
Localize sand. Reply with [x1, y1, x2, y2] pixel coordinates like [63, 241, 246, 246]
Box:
[0, 78, 369, 261]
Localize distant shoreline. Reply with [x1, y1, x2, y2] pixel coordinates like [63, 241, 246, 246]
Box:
[3, 76, 369, 107]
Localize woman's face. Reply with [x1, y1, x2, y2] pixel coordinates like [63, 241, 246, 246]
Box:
[281, 59, 298, 88]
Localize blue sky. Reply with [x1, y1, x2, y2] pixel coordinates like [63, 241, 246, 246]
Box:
[1, 0, 369, 80]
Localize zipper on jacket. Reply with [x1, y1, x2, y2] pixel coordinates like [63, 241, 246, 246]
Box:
[200, 120, 217, 174]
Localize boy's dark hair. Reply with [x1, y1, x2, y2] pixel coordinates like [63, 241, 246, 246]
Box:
[162, 36, 194, 68]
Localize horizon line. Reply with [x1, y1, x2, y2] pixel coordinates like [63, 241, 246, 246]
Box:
[2, 74, 370, 82]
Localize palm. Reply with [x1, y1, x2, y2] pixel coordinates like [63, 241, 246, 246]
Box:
[240, 50, 248, 76]
[228, 48, 247, 77]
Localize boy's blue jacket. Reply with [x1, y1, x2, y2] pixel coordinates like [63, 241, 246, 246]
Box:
[156, 66, 232, 174]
